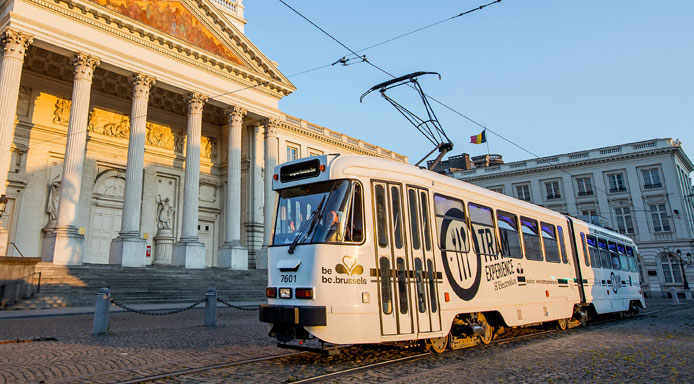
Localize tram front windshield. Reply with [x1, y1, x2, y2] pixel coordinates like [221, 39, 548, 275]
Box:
[273, 180, 362, 246]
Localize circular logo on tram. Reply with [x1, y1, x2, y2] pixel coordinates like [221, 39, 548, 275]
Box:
[439, 208, 482, 301]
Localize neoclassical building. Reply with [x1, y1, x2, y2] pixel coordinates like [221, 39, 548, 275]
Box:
[0, 0, 406, 269]
[451, 138, 694, 298]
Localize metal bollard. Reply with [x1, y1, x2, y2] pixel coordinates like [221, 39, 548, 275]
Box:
[685, 290, 693, 301]
[93, 288, 111, 335]
[670, 287, 680, 305]
[205, 287, 217, 327]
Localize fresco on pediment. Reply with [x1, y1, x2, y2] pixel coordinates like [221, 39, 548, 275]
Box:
[89, 0, 244, 66]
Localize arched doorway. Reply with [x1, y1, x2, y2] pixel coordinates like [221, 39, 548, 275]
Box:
[85, 170, 125, 264]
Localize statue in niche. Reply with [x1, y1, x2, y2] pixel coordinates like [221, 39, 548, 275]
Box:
[46, 178, 61, 227]
[156, 195, 175, 230]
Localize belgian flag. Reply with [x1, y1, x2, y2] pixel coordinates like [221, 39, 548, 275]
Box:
[470, 130, 486, 144]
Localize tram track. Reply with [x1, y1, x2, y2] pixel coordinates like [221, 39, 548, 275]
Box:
[115, 303, 693, 383]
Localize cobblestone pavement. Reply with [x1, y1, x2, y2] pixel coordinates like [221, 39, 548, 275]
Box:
[0, 299, 692, 383]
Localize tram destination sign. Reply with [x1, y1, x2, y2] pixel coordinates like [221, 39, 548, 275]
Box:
[280, 159, 321, 182]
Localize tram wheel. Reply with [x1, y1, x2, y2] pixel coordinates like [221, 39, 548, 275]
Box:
[428, 335, 449, 353]
[555, 318, 569, 331]
[477, 313, 494, 345]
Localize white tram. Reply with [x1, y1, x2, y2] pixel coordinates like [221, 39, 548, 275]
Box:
[259, 155, 645, 351]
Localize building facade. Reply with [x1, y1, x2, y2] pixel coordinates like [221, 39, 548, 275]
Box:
[0, 0, 406, 269]
[452, 138, 694, 298]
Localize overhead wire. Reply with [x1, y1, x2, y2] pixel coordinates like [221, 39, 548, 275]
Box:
[275, 0, 693, 232]
[7, 0, 500, 157]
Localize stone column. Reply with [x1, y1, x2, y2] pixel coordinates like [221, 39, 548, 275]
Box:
[0, 29, 32, 258]
[257, 118, 279, 269]
[47, 53, 100, 265]
[218, 106, 248, 269]
[0, 29, 32, 198]
[245, 123, 265, 266]
[172, 92, 207, 269]
[109, 74, 156, 267]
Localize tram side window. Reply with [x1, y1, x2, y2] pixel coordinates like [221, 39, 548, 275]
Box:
[580, 233, 590, 267]
[557, 226, 569, 264]
[617, 243, 629, 272]
[597, 238, 610, 269]
[608, 241, 621, 271]
[420, 191, 432, 251]
[586, 235, 600, 268]
[390, 186, 403, 249]
[408, 189, 421, 250]
[344, 183, 364, 243]
[434, 194, 469, 253]
[541, 223, 561, 263]
[626, 247, 638, 272]
[427, 259, 438, 313]
[521, 217, 543, 261]
[414, 258, 426, 313]
[375, 185, 388, 248]
[497, 211, 523, 259]
[396, 258, 408, 314]
[469, 203, 497, 256]
[379, 257, 392, 315]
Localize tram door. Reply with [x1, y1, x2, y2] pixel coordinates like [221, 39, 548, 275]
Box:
[373, 182, 414, 336]
[405, 186, 442, 334]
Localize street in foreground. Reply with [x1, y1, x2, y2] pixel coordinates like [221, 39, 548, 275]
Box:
[1, 299, 693, 383]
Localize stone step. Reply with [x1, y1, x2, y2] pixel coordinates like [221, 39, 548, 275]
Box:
[5, 263, 268, 310]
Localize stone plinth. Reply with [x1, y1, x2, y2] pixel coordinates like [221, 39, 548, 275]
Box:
[172, 240, 205, 269]
[109, 235, 146, 267]
[218, 243, 248, 270]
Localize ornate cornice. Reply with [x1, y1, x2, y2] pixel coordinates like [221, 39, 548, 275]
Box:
[461, 146, 680, 182]
[72, 53, 100, 81]
[275, 120, 390, 159]
[22, 0, 293, 98]
[1, 28, 33, 60]
[130, 74, 156, 99]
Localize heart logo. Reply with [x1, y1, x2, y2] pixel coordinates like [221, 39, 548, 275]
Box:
[335, 256, 363, 276]
[342, 255, 356, 272]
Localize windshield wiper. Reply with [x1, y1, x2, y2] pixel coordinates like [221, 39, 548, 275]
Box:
[288, 195, 326, 254]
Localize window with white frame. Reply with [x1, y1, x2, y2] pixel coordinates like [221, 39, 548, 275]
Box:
[614, 207, 635, 234]
[660, 254, 682, 284]
[641, 168, 662, 189]
[515, 184, 531, 202]
[649, 203, 671, 232]
[576, 176, 594, 196]
[544, 181, 561, 200]
[607, 172, 627, 193]
[308, 149, 323, 157]
[488, 186, 504, 194]
[286, 145, 299, 162]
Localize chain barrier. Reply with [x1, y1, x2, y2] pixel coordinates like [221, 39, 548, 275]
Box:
[216, 297, 259, 311]
[110, 297, 205, 316]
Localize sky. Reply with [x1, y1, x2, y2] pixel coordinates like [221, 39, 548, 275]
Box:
[243, 0, 694, 167]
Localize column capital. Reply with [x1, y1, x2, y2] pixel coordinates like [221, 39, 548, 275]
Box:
[186, 91, 208, 115]
[262, 117, 280, 138]
[72, 53, 100, 81]
[130, 74, 156, 99]
[1, 28, 33, 60]
[226, 105, 247, 125]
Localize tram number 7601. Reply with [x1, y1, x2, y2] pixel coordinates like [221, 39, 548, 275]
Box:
[281, 274, 297, 283]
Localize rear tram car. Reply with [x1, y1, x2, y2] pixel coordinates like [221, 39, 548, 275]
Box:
[259, 155, 645, 351]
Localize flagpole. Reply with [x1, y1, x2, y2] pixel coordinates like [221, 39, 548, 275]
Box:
[484, 126, 490, 158]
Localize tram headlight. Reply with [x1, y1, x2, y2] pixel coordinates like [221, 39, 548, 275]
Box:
[266, 287, 277, 298]
[295, 288, 313, 299]
[279, 287, 292, 299]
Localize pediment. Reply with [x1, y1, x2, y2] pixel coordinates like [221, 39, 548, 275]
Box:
[77, 0, 294, 95]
